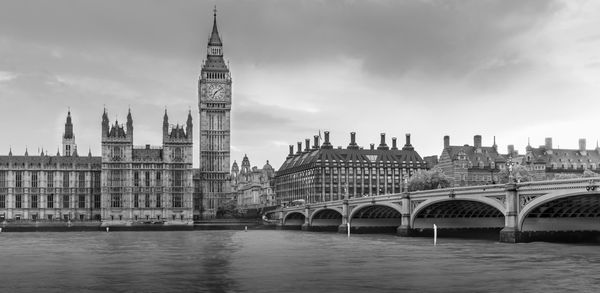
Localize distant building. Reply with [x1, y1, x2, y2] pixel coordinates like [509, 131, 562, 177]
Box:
[522, 138, 600, 180]
[436, 135, 506, 186]
[101, 109, 194, 224]
[230, 155, 275, 210]
[0, 111, 102, 221]
[274, 132, 428, 205]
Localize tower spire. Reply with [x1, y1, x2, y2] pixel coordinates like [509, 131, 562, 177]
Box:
[208, 6, 222, 47]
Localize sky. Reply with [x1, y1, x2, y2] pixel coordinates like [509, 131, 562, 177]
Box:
[1, 0, 599, 170]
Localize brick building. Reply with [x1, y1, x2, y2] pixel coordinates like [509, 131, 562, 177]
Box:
[274, 131, 427, 205]
[436, 135, 506, 186]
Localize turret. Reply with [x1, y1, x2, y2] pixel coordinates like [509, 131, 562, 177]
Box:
[163, 109, 169, 139]
[62, 110, 77, 156]
[186, 110, 193, 140]
[126, 108, 133, 140]
[102, 108, 109, 137]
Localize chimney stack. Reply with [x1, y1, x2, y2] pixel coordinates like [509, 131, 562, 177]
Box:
[348, 132, 359, 150]
[288, 145, 294, 157]
[377, 133, 389, 150]
[444, 135, 450, 149]
[474, 135, 482, 148]
[391, 137, 398, 150]
[579, 138, 587, 152]
[370, 143, 375, 150]
[313, 135, 320, 149]
[321, 131, 333, 149]
[545, 137, 553, 149]
[402, 133, 414, 151]
[305, 139, 310, 152]
[297, 142, 302, 154]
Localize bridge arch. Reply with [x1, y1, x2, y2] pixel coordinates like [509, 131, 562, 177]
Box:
[519, 191, 600, 231]
[349, 203, 402, 232]
[309, 208, 343, 226]
[411, 198, 505, 229]
[283, 211, 306, 226]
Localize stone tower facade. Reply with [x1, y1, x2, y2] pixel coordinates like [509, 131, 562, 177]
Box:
[101, 109, 193, 224]
[198, 9, 232, 219]
[62, 110, 77, 156]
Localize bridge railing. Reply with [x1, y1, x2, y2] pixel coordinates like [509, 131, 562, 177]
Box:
[516, 177, 600, 191]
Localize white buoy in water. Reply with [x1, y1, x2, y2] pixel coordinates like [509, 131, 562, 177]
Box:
[347, 222, 350, 238]
[106, 227, 109, 232]
[433, 224, 438, 246]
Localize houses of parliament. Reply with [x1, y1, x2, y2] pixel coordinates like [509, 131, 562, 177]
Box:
[0, 11, 230, 223]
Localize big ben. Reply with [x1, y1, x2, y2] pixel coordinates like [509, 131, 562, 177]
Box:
[198, 8, 231, 219]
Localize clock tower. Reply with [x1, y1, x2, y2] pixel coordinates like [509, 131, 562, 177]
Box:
[198, 8, 232, 219]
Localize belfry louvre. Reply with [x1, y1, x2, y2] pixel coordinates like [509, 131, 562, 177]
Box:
[274, 131, 428, 205]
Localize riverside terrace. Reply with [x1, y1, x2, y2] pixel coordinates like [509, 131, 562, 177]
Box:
[266, 177, 600, 243]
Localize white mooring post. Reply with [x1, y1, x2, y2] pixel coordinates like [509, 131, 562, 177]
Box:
[106, 227, 109, 233]
[433, 224, 438, 246]
[347, 222, 350, 238]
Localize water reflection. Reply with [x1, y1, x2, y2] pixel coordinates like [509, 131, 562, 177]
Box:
[0, 231, 598, 292]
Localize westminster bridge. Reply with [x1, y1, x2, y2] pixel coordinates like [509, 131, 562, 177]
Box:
[266, 178, 600, 243]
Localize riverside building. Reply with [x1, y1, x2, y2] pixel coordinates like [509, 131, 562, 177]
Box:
[274, 131, 428, 205]
[101, 109, 194, 224]
[0, 111, 102, 221]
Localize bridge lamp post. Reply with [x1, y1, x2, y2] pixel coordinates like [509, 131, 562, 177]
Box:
[506, 156, 515, 183]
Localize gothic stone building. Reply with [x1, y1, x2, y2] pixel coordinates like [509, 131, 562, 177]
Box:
[197, 10, 232, 219]
[275, 131, 428, 205]
[436, 135, 506, 186]
[230, 155, 276, 210]
[101, 109, 194, 224]
[0, 111, 102, 221]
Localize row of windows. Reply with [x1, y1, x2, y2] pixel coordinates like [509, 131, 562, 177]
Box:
[0, 171, 100, 189]
[0, 194, 101, 209]
[110, 194, 183, 208]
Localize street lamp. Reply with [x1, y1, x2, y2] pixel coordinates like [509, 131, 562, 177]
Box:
[506, 156, 515, 183]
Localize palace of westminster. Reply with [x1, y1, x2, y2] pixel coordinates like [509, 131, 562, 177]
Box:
[2, 11, 600, 224]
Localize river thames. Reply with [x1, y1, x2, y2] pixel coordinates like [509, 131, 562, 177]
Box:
[0, 230, 598, 292]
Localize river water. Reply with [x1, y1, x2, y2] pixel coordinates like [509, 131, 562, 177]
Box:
[0, 230, 598, 292]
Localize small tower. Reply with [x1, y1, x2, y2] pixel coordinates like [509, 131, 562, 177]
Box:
[62, 110, 77, 156]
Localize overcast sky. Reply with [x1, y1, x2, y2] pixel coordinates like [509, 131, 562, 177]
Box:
[1, 0, 599, 169]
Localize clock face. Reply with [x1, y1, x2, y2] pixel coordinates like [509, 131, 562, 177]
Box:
[207, 83, 225, 101]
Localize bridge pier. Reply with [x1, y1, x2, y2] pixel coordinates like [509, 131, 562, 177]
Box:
[499, 183, 523, 243]
[337, 199, 349, 234]
[396, 193, 413, 237]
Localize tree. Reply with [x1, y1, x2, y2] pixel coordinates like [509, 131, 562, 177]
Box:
[216, 199, 241, 218]
[583, 170, 599, 178]
[407, 168, 452, 192]
[497, 164, 532, 183]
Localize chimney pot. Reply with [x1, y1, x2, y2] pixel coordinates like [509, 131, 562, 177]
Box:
[370, 143, 375, 150]
[392, 137, 398, 150]
[297, 142, 302, 154]
[313, 135, 319, 149]
[406, 133, 411, 146]
[289, 145, 294, 156]
[305, 139, 310, 152]
[444, 135, 450, 149]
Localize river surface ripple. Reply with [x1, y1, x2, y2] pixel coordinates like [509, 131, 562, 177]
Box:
[0, 231, 599, 292]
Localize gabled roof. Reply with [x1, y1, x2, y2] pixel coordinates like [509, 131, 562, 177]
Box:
[443, 145, 502, 166]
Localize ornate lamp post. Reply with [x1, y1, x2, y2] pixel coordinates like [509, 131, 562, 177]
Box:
[506, 156, 515, 183]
